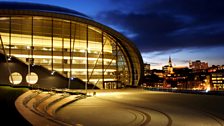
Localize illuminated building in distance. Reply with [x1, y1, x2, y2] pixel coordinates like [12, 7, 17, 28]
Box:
[162, 56, 174, 75]
[189, 60, 208, 72]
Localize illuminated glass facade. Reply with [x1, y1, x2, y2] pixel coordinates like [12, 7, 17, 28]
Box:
[0, 2, 143, 89]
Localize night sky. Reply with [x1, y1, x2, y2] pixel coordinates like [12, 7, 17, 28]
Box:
[1, 0, 224, 69]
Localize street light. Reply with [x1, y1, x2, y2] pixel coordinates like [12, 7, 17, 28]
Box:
[27, 46, 31, 87]
[85, 48, 88, 95]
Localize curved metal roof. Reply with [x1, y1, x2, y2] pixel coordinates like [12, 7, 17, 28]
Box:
[0, 2, 91, 19]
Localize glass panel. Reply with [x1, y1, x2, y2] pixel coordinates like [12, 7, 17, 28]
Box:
[0, 17, 10, 54]
[11, 17, 32, 64]
[87, 26, 103, 88]
[69, 22, 87, 80]
[33, 17, 52, 70]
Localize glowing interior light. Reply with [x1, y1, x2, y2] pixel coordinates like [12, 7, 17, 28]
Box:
[7, 57, 12, 61]
[51, 70, 56, 75]
[205, 86, 210, 93]
[12, 54, 116, 62]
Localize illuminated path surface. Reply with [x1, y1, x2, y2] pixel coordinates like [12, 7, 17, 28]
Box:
[55, 89, 224, 126]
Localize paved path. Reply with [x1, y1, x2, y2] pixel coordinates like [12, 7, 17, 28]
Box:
[55, 89, 224, 126]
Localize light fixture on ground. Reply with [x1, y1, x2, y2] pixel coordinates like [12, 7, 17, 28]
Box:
[51, 70, 56, 76]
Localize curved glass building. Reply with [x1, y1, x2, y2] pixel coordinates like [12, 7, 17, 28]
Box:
[0, 2, 143, 89]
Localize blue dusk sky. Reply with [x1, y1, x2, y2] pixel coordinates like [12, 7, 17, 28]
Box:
[1, 0, 224, 69]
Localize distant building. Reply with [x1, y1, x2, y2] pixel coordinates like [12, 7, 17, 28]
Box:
[162, 56, 174, 75]
[162, 56, 176, 87]
[147, 69, 164, 87]
[150, 69, 164, 78]
[173, 67, 191, 89]
[208, 65, 224, 73]
[144, 63, 150, 76]
[210, 70, 224, 90]
[189, 60, 208, 72]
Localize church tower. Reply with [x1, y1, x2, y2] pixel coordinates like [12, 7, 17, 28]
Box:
[168, 56, 172, 67]
[168, 56, 174, 74]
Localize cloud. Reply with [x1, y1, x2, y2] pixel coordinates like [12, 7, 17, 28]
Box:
[174, 59, 190, 64]
[142, 49, 182, 59]
[147, 62, 162, 66]
[96, 0, 224, 53]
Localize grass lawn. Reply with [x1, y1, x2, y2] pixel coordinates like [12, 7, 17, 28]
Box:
[0, 85, 31, 125]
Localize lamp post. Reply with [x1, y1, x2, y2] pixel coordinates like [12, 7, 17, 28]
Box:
[27, 46, 31, 87]
[85, 48, 88, 95]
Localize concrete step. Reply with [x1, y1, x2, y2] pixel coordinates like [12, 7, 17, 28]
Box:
[17, 89, 85, 125]
[26, 91, 52, 112]
[15, 90, 67, 126]
[33, 92, 55, 111]
[36, 93, 66, 114]
[46, 95, 83, 116]
[23, 90, 41, 106]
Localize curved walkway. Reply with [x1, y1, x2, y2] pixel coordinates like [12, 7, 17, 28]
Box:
[15, 89, 224, 126]
[55, 89, 224, 126]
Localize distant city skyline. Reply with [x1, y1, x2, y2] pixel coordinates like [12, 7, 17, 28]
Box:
[2, 0, 224, 69]
[144, 53, 220, 70]
[142, 47, 224, 70]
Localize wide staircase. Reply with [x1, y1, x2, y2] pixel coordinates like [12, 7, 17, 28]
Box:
[16, 89, 86, 126]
